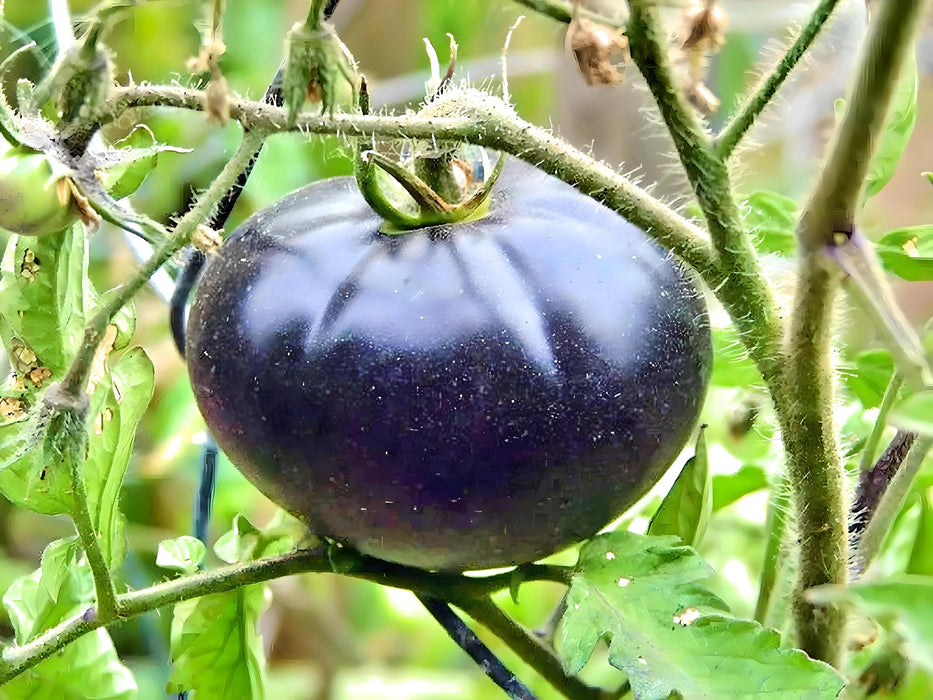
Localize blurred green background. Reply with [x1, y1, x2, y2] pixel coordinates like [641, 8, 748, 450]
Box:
[1, 1, 932, 698]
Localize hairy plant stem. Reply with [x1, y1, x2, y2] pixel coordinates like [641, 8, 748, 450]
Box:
[0, 548, 569, 684]
[452, 595, 603, 700]
[59, 129, 266, 397]
[780, 259, 847, 664]
[624, 0, 782, 386]
[782, 0, 931, 664]
[754, 475, 789, 626]
[508, 0, 625, 28]
[716, 0, 842, 159]
[854, 437, 933, 576]
[99, 85, 718, 282]
[43, 384, 119, 620]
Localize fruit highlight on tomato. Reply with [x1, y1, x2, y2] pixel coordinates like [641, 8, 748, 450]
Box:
[187, 158, 711, 571]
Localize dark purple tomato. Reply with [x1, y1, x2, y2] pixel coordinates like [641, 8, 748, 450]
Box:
[187, 159, 711, 571]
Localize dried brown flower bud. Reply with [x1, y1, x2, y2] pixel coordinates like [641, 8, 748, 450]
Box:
[685, 80, 721, 115]
[682, 0, 728, 53]
[566, 16, 629, 87]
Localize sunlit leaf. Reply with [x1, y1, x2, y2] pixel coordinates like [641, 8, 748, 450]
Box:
[864, 50, 918, 200]
[891, 391, 933, 437]
[712, 464, 768, 512]
[157, 536, 206, 575]
[559, 532, 844, 699]
[711, 326, 761, 388]
[876, 225, 933, 282]
[809, 577, 933, 674]
[214, 513, 301, 564]
[166, 585, 269, 699]
[84, 348, 154, 571]
[0, 539, 136, 699]
[840, 349, 895, 409]
[648, 428, 711, 546]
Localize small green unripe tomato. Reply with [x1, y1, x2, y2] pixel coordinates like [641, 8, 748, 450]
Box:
[0, 142, 78, 236]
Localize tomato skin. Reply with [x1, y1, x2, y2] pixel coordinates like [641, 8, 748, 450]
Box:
[187, 159, 711, 571]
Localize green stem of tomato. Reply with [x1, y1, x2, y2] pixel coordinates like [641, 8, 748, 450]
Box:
[716, 0, 842, 159]
[0, 548, 570, 685]
[58, 130, 267, 398]
[781, 0, 930, 664]
[98, 85, 719, 286]
[452, 596, 605, 700]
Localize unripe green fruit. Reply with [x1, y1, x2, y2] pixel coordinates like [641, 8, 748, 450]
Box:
[0, 144, 77, 236]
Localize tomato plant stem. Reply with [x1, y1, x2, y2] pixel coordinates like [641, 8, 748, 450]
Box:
[0, 549, 570, 685]
[452, 596, 604, 700]
[854, 437, 933, 576]
[98, 85, 719, 284]
[782, 0, 930, 664]
[58, 130, 266, 398]
[716, 0, 842, 159]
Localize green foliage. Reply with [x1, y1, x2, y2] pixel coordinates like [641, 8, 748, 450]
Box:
[741, 190, 797, 256]
[648, 427, 711, 546]
[166, 584, 269, 698]
[166, 517, 274, 698]
[810, 578, 933, 675]
[864, 49, 918, 201]
[876, 225, 933, 281]
[84, 348, 154, 572]
[0, 539, 136, 700]
[891, 390, 933, 436]
[558, 532, 844, 699]
[157, 536, 207, 575]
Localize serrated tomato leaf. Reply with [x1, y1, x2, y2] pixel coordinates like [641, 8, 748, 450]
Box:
[559, 532, 844, 699]
[166, 585, 268, 699]
[0, 538, 136, 699]
[648, 427, 710, 546]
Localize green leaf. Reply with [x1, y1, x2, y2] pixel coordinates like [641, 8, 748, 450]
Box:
[839, 349, 895, 409]
[648, 428, 711, 546]
[166, 585, 269, 698]
[711, 326, 761, 388]
[214, 513, 299, 564]
[908, 492, 933, 576]
[157, 536, 206, 575]
[890, 390, 933, 436]
[712, 464, 768, 512]
[96, 124, 184, 200]
[0, 225, 90, 515]
[558, 532, 844, 699]
[0, 227, 89, 379]
[809, 577, 933, 674]
[0, 539, 136, 699]
[741, 190, 797, 256]
[864, 49, 918, 200]
[84, 348, 154, 570]
[876, 225, 933, 281]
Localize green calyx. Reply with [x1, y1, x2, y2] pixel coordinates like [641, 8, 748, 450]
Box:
[355, 146, 506, 233]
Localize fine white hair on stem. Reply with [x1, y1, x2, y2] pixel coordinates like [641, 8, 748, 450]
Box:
[501, 15, 525, 104]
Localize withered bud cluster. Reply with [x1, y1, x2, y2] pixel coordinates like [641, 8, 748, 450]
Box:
[679, 0, 729, 115]
[565, 15, 629, 87]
